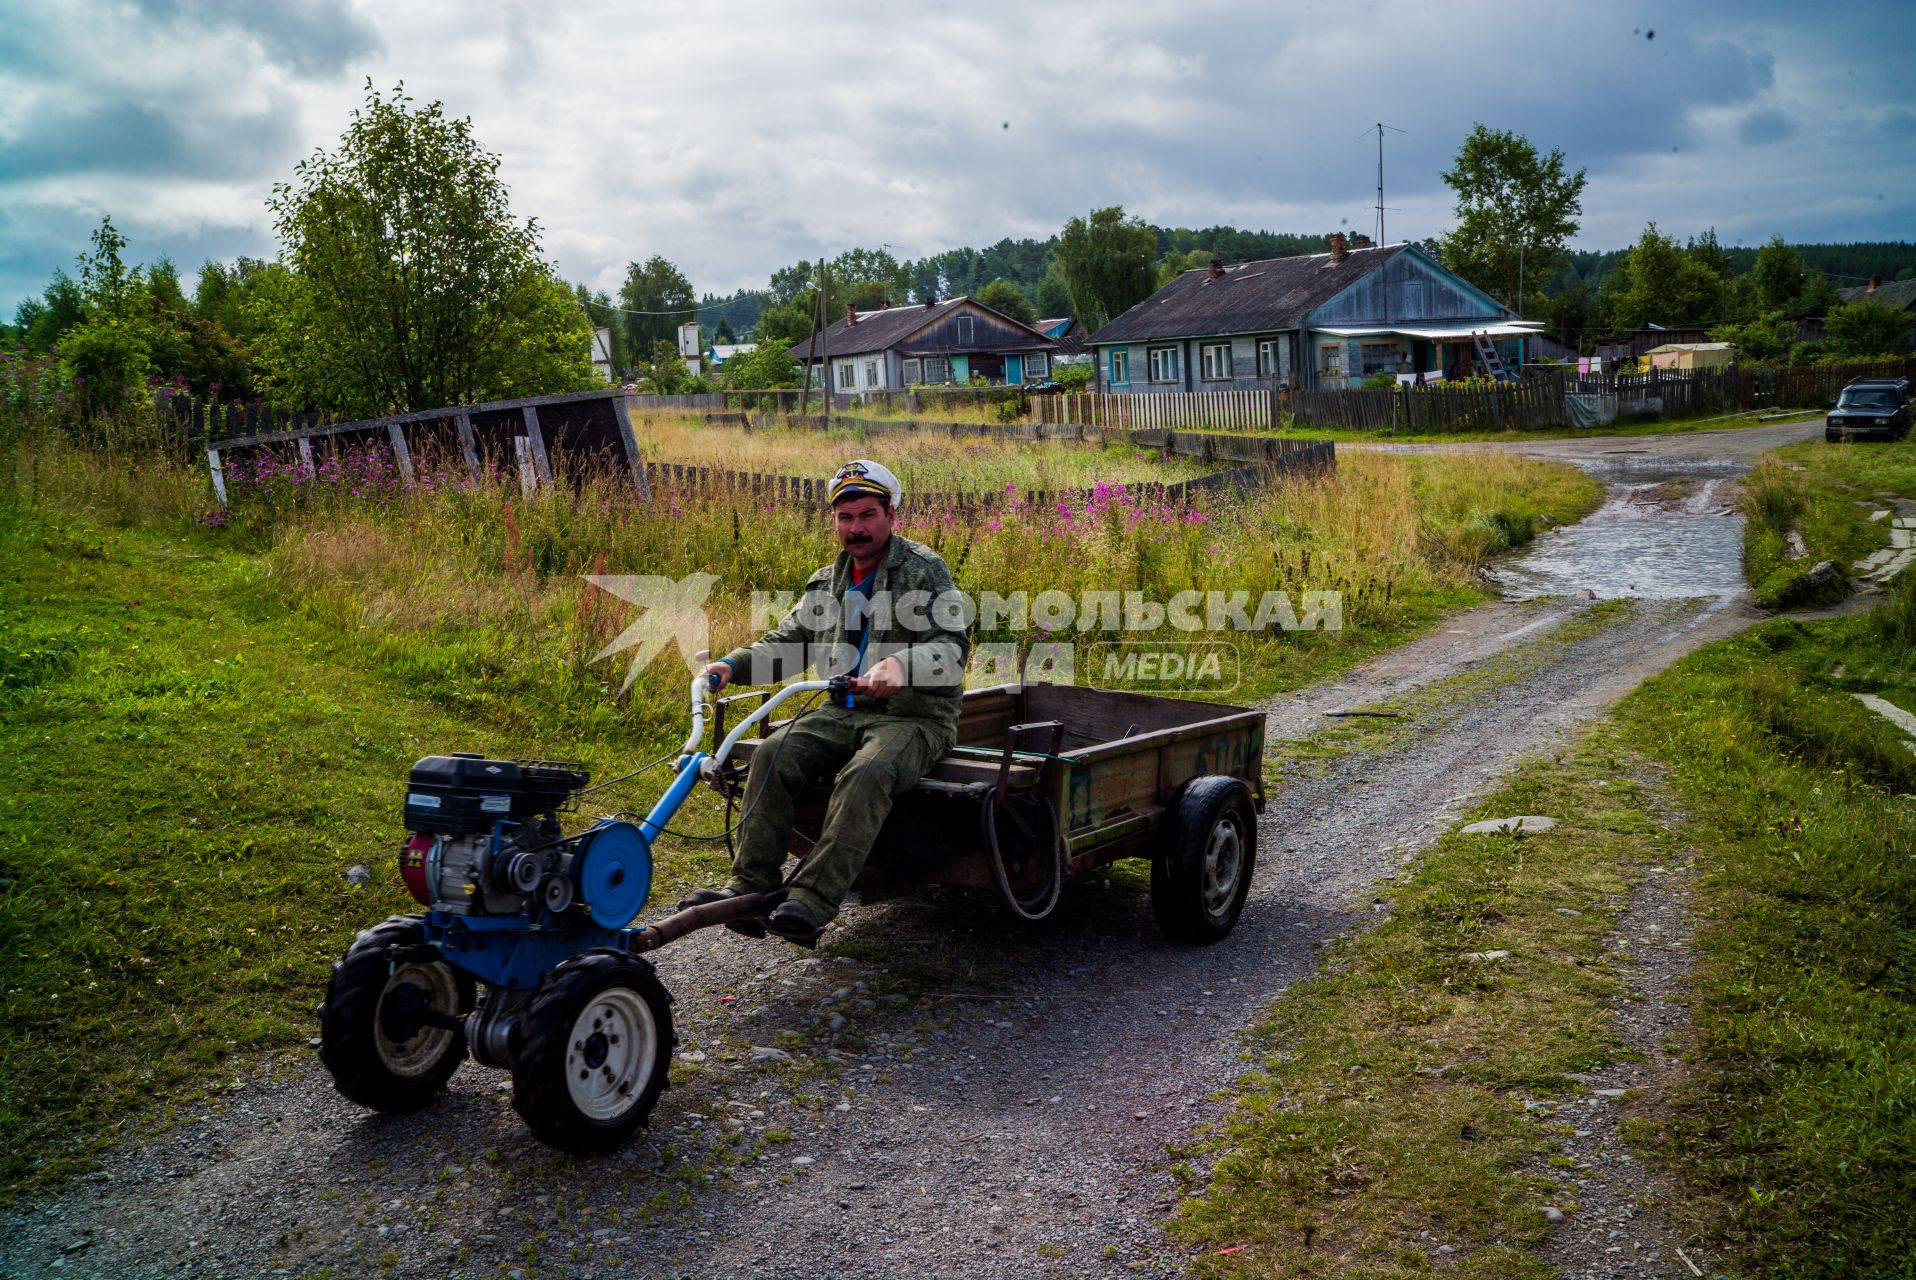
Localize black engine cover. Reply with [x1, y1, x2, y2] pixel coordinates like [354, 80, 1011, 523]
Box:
[404, 754, 589, 835]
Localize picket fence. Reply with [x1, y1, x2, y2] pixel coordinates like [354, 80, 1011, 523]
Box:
[1033, 390, 1278, 432]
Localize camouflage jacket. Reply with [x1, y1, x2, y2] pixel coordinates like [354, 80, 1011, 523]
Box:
[720, 534, 969, 736]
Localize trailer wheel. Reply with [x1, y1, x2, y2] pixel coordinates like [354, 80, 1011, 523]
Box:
[1152, 776, 1257, 944]
[319, 915, 475, 1111]
[510, 950, 674, 1154]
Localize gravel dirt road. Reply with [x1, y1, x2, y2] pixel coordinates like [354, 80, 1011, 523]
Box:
[0, 421, 1818, 1280]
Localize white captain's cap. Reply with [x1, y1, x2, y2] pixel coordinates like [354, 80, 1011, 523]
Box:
[828, 459, 902, 507]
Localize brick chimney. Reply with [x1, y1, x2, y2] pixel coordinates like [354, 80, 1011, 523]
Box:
[1868, 275, 1882, 292]
[1352, 233, 1373, 249]
[1207, 257, 1226, 281]
[845, 304, 857, 325]
[1328, 232, 1349, 263]
[923, 293, 937, 308]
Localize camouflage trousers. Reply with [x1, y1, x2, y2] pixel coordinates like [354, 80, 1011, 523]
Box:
[727, 704, 951, 923]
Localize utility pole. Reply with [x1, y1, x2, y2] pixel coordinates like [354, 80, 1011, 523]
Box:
[797, 260, 816, 418]
[818, 259, 831, 428]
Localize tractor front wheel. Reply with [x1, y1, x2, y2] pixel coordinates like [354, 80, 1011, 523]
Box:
[319, 915, 475, 1111]
[510, 950, 674, 1154]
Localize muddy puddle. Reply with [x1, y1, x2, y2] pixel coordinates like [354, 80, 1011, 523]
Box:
[1494, 457, 1747, 600]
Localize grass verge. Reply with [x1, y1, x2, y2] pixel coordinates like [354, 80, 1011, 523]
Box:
[1741, 437, 1914, 608]
[1615, 582, 1916, 1276]
[1173, 725, 1673, 1277]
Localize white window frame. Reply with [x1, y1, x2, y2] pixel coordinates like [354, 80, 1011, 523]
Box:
[1025, 352, 1049, 381]
[1109, 349, 1129, 385]
[1318, 343, 1343, 377]
[957, 315, 976, 345]
[836, 362, 855, 390]
[864, 358, 881, 388]
[1200, 342, 1232, 381]
[923, 356, 951, 384]
[1256, 339, 1282, 379]
[1148, 346, 1179, 383]
[902, 357, 922, 385]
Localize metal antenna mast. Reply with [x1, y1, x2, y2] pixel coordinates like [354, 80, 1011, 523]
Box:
[1366, 122, 1406, 244]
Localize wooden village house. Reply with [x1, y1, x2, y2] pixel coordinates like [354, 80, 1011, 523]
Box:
[1086, 234, 1540, 392]
[788, 296, 1060, 391]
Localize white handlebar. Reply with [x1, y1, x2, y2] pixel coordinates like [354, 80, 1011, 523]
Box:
[682, 675, 837, 770]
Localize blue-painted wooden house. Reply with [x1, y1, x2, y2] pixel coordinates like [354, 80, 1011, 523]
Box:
[1086, 235, 1541, 392]
[788, 297, 1059, 391]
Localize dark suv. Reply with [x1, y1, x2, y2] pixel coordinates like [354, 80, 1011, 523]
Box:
[1826, 378, 1910, 442]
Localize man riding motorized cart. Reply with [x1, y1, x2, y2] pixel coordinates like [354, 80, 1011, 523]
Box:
[318, 455, 1263, 1154]
[681, 459, 968, 946]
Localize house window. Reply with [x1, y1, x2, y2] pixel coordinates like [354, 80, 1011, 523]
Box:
[1319, 344, 1342, 378]
[836, 363, 855, 390]
[1025, 352, 1049, 381]
[1200, 342, 1232, 381]
[1109, 350, 1129, 385]
[1148, 346, 1179, 383]
[957, 315, 976, 345]
[902, 358, 922, 385]
[1360, 342, 1403, 375]
[922, 357, 951, 384]
[1256, 339, 1283, 379]
[864, 359, 880, 388]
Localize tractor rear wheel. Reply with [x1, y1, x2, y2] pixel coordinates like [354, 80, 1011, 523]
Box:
[509, 950, 674, 1154]
[319, 915, 475, 1111]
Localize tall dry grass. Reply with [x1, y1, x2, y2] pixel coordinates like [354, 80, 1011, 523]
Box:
[626, 412, 1215, 491]
[9, 431, 1600, 747]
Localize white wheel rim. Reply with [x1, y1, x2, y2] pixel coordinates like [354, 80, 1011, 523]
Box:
[374, 961, 460, 1078]
[1201, 816, 1243, 916]
[565, 986, 659, 1123]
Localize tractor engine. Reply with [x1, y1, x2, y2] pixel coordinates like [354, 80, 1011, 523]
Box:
[399, 754, 590, 917]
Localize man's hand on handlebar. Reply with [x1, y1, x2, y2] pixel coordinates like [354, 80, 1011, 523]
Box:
[700, 661, 734, 693]
[852, 655, 906, 699]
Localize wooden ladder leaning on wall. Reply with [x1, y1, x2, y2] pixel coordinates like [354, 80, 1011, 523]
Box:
[1471, 331, 1513, 382]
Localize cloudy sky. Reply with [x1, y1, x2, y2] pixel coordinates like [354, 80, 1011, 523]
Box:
[2, 0, 1912, 314]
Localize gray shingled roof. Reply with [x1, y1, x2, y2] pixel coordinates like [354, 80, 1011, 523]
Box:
[1087, 243, 1410, 346]
[788, 298, 968, 360]
[1839, 278, 1916, 312]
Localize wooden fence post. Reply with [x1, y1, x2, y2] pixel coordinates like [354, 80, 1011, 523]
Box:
[609, 394, 651, 500]
[450, 409, 480, 479]
[386, 422, 415, 482]
[520, 406, 553, 485]
[513, 436, 537, 496]
[297, 437, 315, 472]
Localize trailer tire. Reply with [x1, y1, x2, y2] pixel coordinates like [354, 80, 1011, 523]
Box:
[319, 915, 475, 1111]
[1152, 776, 1256, 944]
[510, 950, 674, 1154]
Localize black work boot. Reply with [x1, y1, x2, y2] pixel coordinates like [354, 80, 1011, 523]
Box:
[765, 899, 825, 948]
